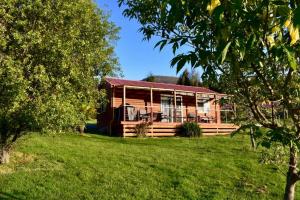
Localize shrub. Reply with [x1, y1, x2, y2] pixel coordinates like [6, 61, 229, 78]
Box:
[134, 122, 151, 137]
[181, 122, 202, 137]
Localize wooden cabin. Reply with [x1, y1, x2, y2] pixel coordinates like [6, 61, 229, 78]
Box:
[97, 77, 238, 137]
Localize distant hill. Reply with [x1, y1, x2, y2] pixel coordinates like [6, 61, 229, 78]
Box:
[142, 75, 178, 84]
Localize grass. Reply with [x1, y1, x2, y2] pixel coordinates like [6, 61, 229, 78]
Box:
[0, 132, 296, 199]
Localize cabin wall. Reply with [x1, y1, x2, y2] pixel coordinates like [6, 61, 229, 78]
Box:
[97, 86, 226, 136]
[113, 87, 219, 121]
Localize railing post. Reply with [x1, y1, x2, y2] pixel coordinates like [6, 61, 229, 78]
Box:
[174, 90, 177, 123]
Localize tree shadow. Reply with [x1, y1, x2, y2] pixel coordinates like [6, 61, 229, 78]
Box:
[84, 122, 108, 136]
[0, 191, 27, 200]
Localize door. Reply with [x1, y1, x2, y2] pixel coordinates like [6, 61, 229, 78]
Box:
[161, 95, 183, 122]
[175, 96, 183, 122]
[161, 96, 173, 122]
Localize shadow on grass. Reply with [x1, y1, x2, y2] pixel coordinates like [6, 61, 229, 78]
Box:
[0, 191, 26, 200]
[85, 122, 108, 136]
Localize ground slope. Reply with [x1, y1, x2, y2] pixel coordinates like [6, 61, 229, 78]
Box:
[0, 133, 295, 200]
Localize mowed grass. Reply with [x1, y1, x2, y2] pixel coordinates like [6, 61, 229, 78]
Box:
[0, 133, 296, 200]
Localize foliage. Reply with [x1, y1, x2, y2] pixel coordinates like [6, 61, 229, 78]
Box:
[181, 122, 202, 137]
[119, 0, 300, 198]
[134, 122, 151, 137]
[177, 69, 202, 86]
[260, 144, 288, 165]
[0, 0, 120, 163]
[177, 69, 191, 85]
[143, 73, 156, 82]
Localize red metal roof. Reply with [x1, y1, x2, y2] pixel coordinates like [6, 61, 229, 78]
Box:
[105, 77, 218, 94]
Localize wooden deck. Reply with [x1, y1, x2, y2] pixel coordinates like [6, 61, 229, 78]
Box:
[121, 121, 239, 137]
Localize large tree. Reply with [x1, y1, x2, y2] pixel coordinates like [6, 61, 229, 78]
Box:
[0, 0, 120, 164]
[177, 69, 202, 86]
[119, 0, 300, 199]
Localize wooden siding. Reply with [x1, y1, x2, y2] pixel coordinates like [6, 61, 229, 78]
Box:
[112, 87, 219, 120]
[97, 85, 233, 136]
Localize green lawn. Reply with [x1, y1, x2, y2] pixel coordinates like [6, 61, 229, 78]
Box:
[0, 133, 296, 200]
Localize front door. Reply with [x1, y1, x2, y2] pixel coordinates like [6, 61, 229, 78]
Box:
[161, 95, 183, 122]
[175, 96, 183, 122]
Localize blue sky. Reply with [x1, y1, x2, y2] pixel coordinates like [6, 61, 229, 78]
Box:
[96, 0, 191, 80]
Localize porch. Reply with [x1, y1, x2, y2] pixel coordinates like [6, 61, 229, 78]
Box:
[109, 85, 238, 136]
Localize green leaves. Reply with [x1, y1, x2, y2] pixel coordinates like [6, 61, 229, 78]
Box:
[283, 47, 297, 70]
[154, 40, 168, 51]
[170, 54, 188, 73]
[221, 42, 231, 64]
[0, 0, 120, 141]
[292, 7, 300, 28]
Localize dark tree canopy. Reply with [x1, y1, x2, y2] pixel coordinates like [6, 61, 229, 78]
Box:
[177, 69, 202, 86]
[143, 73, 156, 82]
[0, 0, 120, 163]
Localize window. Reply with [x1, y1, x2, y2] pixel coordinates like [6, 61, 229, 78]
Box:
[197, 101, 210, 113]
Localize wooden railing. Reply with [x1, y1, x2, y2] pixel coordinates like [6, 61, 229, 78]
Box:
[117, 105, 235, 124]
[121, 121, 239, 137]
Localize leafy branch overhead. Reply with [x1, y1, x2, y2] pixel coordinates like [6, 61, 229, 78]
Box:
[119, 0, 300, 199]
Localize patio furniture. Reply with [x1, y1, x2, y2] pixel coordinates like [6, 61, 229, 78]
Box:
[187, 113, 196, 122]
[127, 106, 137, 121]
[139, 109, 150, 121]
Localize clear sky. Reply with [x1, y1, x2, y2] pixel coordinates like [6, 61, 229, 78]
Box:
[96, 0, 191, 80]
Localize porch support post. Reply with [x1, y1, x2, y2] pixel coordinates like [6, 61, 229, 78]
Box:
[123, 85, 126, 137]
[150, 88, 153, 137]
[215, 94, 221, 124]
[123, 86, 126, 121]
[174, 90, 177, 122]
[195, 92, 198, 123]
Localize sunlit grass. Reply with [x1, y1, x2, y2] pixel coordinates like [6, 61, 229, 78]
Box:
[0, 133, 295, 200]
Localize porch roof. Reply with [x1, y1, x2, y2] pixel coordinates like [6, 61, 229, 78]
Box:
[105, 77, 220, 94]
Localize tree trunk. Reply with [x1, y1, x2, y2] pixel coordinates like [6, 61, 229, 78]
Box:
[249, 127, 256, 150]
[79, 125, 85, 135]
[0, 148, 10, 164]
[284, 147, 299, 200]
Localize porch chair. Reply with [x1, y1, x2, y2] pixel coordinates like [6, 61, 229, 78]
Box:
[139, 109, 150, 121]
[127, 106, 137, 121]
[187, 113, 196, 122]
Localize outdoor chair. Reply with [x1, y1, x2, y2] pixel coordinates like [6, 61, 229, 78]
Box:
[187, 113, 196, 122]
[127, 106, 137, 121]
[139, 109, 150, 121]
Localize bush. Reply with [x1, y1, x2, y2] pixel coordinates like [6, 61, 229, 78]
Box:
[134, 122, 151, 137]
[181, 122, 202, 137]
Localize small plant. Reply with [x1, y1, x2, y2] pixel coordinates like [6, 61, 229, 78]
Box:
[181, 122, 202, 137]
[134, 122, 151, 137]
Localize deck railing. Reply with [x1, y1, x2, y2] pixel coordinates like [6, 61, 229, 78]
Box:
[115, 105, 235, 124]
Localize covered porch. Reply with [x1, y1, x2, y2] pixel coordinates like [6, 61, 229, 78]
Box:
[110, 84, 238, 136]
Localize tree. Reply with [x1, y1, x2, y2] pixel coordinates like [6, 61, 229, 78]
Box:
[143, 73, 156, 82]
[177, 69, 202, 86]
[0, 0, 120, 164]
[119, 0, 300, 199]
[177, 69, 191, 85]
